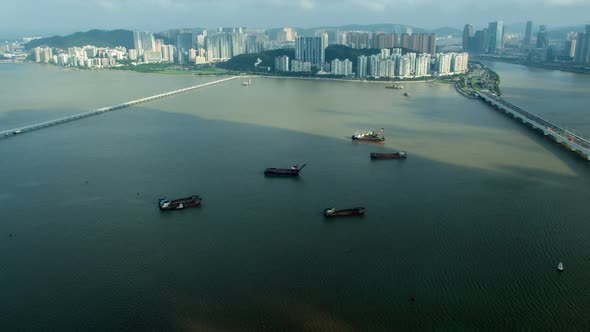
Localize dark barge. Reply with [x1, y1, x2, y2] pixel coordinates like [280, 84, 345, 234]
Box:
[370, 151, 407, 159]
[264, 163, 307, 177]
[159, 195, 202, 210]
[324, 207, 366, 217]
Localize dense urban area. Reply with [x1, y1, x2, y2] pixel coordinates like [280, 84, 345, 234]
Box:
[1, 21, 589, 79]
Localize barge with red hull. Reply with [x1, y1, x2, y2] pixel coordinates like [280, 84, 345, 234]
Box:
[264, 163, 307, 177]
[324, 207, 366, 217]
[352, 129, 385, 143]
[159, 195, 202, 210]
[370, 151, 407, 159]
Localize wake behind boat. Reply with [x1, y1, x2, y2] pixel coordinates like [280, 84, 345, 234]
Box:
[159, 195, 202, 210]
[324, 207, 366, 217]
[352, 128, 385, 143]
[264, 163, 307, 177]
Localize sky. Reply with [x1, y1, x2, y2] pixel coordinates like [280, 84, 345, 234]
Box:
[1, 0, 589, 38]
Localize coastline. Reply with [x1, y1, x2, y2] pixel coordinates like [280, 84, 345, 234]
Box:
[472, 56, 590, 75]
[245, 75, 439, 84]
[17, 61, 460, 86]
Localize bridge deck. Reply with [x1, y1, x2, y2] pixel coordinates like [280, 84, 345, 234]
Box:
[0, 76, 240, 140]
[478, 91, 590, 160]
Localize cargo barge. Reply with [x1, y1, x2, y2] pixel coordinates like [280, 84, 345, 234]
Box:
[324, 207, 366, 217]
[370, 151, 406, 159]
[352, 129, 385, 143]
[264, 163, 307, 177]
[159, 195, 202, 210]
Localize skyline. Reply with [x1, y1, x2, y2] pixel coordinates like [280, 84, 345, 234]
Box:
[2, 0, 590, 38]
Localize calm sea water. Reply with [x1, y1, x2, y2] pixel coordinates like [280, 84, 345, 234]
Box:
[1, 62, 589, 330]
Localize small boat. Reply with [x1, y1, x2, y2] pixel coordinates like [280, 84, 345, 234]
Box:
[385, 85, 403, 90]
[370, 151, 406, 160]
[557, 262, 564, 271]
[264, 163, 307, 177]
[352, 128, 385, 143]
[403, 92, 409, 97]
[324, 207, 366, 217]
[242, 79, 252, 86]
[159, 195, 202, 211]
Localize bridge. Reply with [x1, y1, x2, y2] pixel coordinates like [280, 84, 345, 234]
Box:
[0, 76, 240, 140]
[478, 91, 590, 161]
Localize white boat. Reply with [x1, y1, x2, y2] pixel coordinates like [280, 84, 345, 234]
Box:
[557, 262, 564, 271]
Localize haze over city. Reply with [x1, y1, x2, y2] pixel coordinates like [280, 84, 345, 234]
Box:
[2, 0, 590, 37]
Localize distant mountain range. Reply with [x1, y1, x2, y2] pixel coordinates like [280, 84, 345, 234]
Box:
[25, 29, 171, 50]
[277, 24, 462, 37]
[24, 25, 464, 50]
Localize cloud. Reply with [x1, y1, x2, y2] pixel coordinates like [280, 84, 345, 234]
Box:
[298, 0, 314, 9]
[544, 0, 590, 4]
[2, 0, 590, 38]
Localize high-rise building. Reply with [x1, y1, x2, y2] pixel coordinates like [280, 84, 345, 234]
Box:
[345, 32, 371, 49]
[487, 21, 504, 54]
[357, 55, 368, 78]
[330, 58, 353, 76]
[274, 55, 289, 72]
[295, 36, 325, 67]
[428, 33, 437, 54]
[372, 33, 397, 49]
[321, 32, 329, 49]
[473, 28, 489, 53]
[408, 52, 417, 73]
[231, 33, 247, 57]
[574, 25, 590, 64]
[291, 60, 311, 72]
[415, 54, 430, 77]
[463, 24, 474, 51]
[403, 33, 436, 54]
[450, 52, 469, 73]
[536, 25, 549, 49]
[247, 34, 266, 54]
[398, 56, 411, 77]
[277, 28, 296, 43]
[34, 47, 41, 62]
[565, 34, 577, 59]
[524, 21, 533, 45]
[436, 53, 452, 74]
[177, 29, 195, 63]
[133, 31, 155, 52]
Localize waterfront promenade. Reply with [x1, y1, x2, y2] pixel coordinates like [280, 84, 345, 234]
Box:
[0, 76, 239, 140]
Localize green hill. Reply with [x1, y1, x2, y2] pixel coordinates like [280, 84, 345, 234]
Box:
[217, 45, 403, 73]
[216, 49, 295, 72]
[25, 29, 172, 50]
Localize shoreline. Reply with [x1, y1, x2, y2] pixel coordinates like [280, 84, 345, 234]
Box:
[473, 57, 590, 75]
[19, 61, 457, 84]
[242, 74, 441, 85]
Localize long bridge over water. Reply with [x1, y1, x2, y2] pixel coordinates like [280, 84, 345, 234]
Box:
[0, 76, 240, 140]
[478, 91, 590, 161]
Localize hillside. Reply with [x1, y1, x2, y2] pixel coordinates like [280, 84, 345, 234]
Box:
[25, 29, 172, 50]
[216, 49, 295, 72]
[217, 45, 385, 72]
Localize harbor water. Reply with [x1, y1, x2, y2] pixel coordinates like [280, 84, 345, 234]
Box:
[1, 62, 589, 330]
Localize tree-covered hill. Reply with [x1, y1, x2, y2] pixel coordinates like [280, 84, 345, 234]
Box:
[217, 45, 393, 73]
[216, 49, 295, 72]
[25, 29, 172, 50]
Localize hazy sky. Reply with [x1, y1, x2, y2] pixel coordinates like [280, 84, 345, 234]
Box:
[2, 0, 589, 38]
